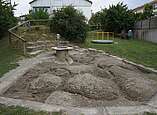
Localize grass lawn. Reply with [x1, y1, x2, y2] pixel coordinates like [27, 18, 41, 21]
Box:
[0, 37, 23, 77]
[82, 33, 157, 69]
[0, 104, 59, 115]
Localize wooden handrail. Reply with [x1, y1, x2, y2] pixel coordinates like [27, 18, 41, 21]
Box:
[8, 19, 52, 55]
[9, 21, 29, 31]
[8, 30, 26, 42]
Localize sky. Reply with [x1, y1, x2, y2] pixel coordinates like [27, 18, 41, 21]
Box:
[11, 0, 151, 16]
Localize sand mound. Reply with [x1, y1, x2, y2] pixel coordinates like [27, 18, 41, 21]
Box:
[45, 91, 74, 106]
[70, 53, 94, 64]
[30, 73, 62, 91]
[65, 73, 119, 100]
[65, 65, 94, 75]
[45, 91, 91, 106]
[94, 67, 113, 79]
[50, 67, 71, 78]
[110, 66, 157, 101]
[96, 57, 122, 69]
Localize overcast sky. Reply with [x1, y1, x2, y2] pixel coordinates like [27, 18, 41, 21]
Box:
[11, 0, 151, 16]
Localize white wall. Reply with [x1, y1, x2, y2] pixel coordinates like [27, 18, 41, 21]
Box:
[75, 7, 91, 20]
[30, 0, 92, 19]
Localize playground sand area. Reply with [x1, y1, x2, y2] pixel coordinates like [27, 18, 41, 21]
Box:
[2, 48, 157, 107]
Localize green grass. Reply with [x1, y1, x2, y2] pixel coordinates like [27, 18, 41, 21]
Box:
[0, 104, 59, 115]
[0, 37, 23, 77]
[82, 34, 157, 69]
[144, 112, 157, 115]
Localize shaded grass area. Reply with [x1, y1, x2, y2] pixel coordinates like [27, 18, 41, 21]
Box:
[0, 37, 23, 77]
[0, 104, 59, 115]
[144, 113, 157, 115]
[82, 34, 157, 69]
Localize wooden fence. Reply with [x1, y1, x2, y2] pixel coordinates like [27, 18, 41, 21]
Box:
[134, 16, 157, 43]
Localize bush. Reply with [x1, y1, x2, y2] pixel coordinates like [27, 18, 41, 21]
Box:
[0, 0, 17, 38]
[26, 8, 49, 20]
[50, 6, 87, 43]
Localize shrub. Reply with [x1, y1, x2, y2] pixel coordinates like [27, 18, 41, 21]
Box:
[26, 8, 49, 20]
[0, 0, 17, 38]
[50, 6, 87, 43]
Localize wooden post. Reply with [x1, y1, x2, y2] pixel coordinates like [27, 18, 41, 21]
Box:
[23, 42, 26, 55]
[8, 32, 12, 45]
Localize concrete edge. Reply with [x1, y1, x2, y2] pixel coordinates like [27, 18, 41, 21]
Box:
[90, 48, 157, 74]
[0, 96, 102, 114]
[0, 96, 157, 115]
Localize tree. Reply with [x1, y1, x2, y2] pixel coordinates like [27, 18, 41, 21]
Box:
[26, 8, 49, 20]
[135, 4, 154, 21]
[89, 2, 135, 33]
[0, 0, 17, 38]
[50, 6, 87, 42]
[89, 11, 103, 25]
[143, 4, 154, 19]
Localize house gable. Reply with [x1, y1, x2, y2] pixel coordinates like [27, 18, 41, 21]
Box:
[29, 0, 92, 5]
[29, 0, 92, 19]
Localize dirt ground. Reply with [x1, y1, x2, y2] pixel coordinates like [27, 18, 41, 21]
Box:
[3, 48, 157, 107]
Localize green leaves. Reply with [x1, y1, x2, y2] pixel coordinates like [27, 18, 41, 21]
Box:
[26, 8, 49, 20]
[89, 2, 135, 33]
[50, 6, 87, 43]
[0, 0, 17, 37]
[134, 4, 154, 21]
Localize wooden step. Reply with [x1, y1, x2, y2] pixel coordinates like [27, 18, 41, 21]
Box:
[28, 50, 44, 56]
[26, 45, 45, 52]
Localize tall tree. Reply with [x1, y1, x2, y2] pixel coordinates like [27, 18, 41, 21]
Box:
[143, 3, 154, 19]
[104, 3, 135, 32]
[0, 0, 17, 38]
[89, 2, 135, 33]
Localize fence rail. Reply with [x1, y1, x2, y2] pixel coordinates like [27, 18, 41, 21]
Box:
[8, 19, 52, 55]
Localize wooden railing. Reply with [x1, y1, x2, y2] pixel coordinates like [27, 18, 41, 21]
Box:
[8, 19, 52, 55]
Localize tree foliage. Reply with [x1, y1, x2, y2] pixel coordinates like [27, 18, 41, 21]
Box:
[50, 6, 87, 42]
[0, 0, 17, 37]
[89, 3, 135, 33]
[143, 4, 154, 19]
[26, 8, 49, 20]
[135, 4, 154, 21]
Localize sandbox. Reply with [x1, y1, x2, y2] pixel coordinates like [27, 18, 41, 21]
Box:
[1, 47, 157, 108]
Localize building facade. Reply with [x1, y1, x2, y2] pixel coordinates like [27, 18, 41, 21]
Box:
[133, 0, 157, 14]
[29, 0, 92, 19]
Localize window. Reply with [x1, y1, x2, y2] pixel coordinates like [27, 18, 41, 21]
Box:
[154, 3, 157, 9]
[33, 7, 50, 12]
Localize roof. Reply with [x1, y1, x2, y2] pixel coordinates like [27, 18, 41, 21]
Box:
[133, 0, 157, 11]
[29, 0, 92, 4]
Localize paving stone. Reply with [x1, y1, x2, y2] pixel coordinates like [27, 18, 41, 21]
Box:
[106, 106, 150, 115]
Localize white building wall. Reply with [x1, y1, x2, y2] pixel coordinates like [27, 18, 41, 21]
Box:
[75, 7, 91, 19]
[30, 0, 92, 19]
